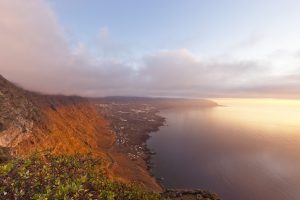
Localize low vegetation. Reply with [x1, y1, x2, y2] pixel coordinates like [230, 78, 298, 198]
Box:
[0, 152, 163, 200]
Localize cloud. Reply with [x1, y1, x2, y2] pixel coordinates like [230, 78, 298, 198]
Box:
[230, 33, 265, 50]
[96, 27, 130, 59]
[1, 0, 300, 98]
[137, 49, 265, 97]
[0, 0, 71, 92]
[0, 0, 134, 96]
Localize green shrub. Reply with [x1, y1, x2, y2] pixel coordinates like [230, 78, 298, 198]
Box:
[0, 152, 163, 200]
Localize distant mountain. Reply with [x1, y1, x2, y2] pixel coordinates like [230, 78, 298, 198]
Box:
[95, 96, 218, 108]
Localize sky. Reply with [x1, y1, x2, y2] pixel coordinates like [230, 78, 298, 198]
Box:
[1, 0, 300, 98]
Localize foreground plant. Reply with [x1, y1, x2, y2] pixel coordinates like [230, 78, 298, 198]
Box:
[0, 152, 162, 200]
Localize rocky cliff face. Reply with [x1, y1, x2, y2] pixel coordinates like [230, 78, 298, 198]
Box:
[0, 74, 115, 156]
[0, 75, 42, 148]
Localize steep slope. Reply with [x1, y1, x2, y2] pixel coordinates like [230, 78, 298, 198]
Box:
[0, 75, 162, 192]
[0, 74, 112, 155]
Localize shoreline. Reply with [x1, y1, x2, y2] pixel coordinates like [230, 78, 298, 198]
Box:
[139, 112, 166, 189]
[96, 102, 166, 191]
[134, 107, 221, 200]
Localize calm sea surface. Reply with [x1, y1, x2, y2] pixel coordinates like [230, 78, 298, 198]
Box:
[147, 99, 300, 200]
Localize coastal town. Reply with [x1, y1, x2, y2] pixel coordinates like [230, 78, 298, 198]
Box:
[96, 102, 165, 162]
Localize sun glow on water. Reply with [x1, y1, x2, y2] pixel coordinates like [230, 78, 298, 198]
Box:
[149, 98, 300, 199]
[214, 98, 300, 106]
[212, 98, 300, 134]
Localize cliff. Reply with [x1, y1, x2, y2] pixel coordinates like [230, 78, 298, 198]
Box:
[0, 75, 161, 191]
[0, 74, 110, 155]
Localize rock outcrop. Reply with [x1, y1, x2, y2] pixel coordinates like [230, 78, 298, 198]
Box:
[162, 189, 220, 200]
[0, 75, 42, 148]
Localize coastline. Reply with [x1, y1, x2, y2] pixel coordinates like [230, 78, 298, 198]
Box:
[95, 102, 166, 191]
[140, 111, 166, 189]
[134, 106, 221, 200]
[95, 100, 221, 199]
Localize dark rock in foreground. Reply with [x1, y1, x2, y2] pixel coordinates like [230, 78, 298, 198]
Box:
[162, 189, 220, 200]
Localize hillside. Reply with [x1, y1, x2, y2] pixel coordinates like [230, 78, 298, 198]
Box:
[0, 75, 161, 191]
[0, 74, 111, 156]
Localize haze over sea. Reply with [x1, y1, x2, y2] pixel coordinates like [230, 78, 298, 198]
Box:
[148, 98, 300, 200]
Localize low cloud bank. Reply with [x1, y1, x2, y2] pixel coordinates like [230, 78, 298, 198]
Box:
[1, 0, 300, 98]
